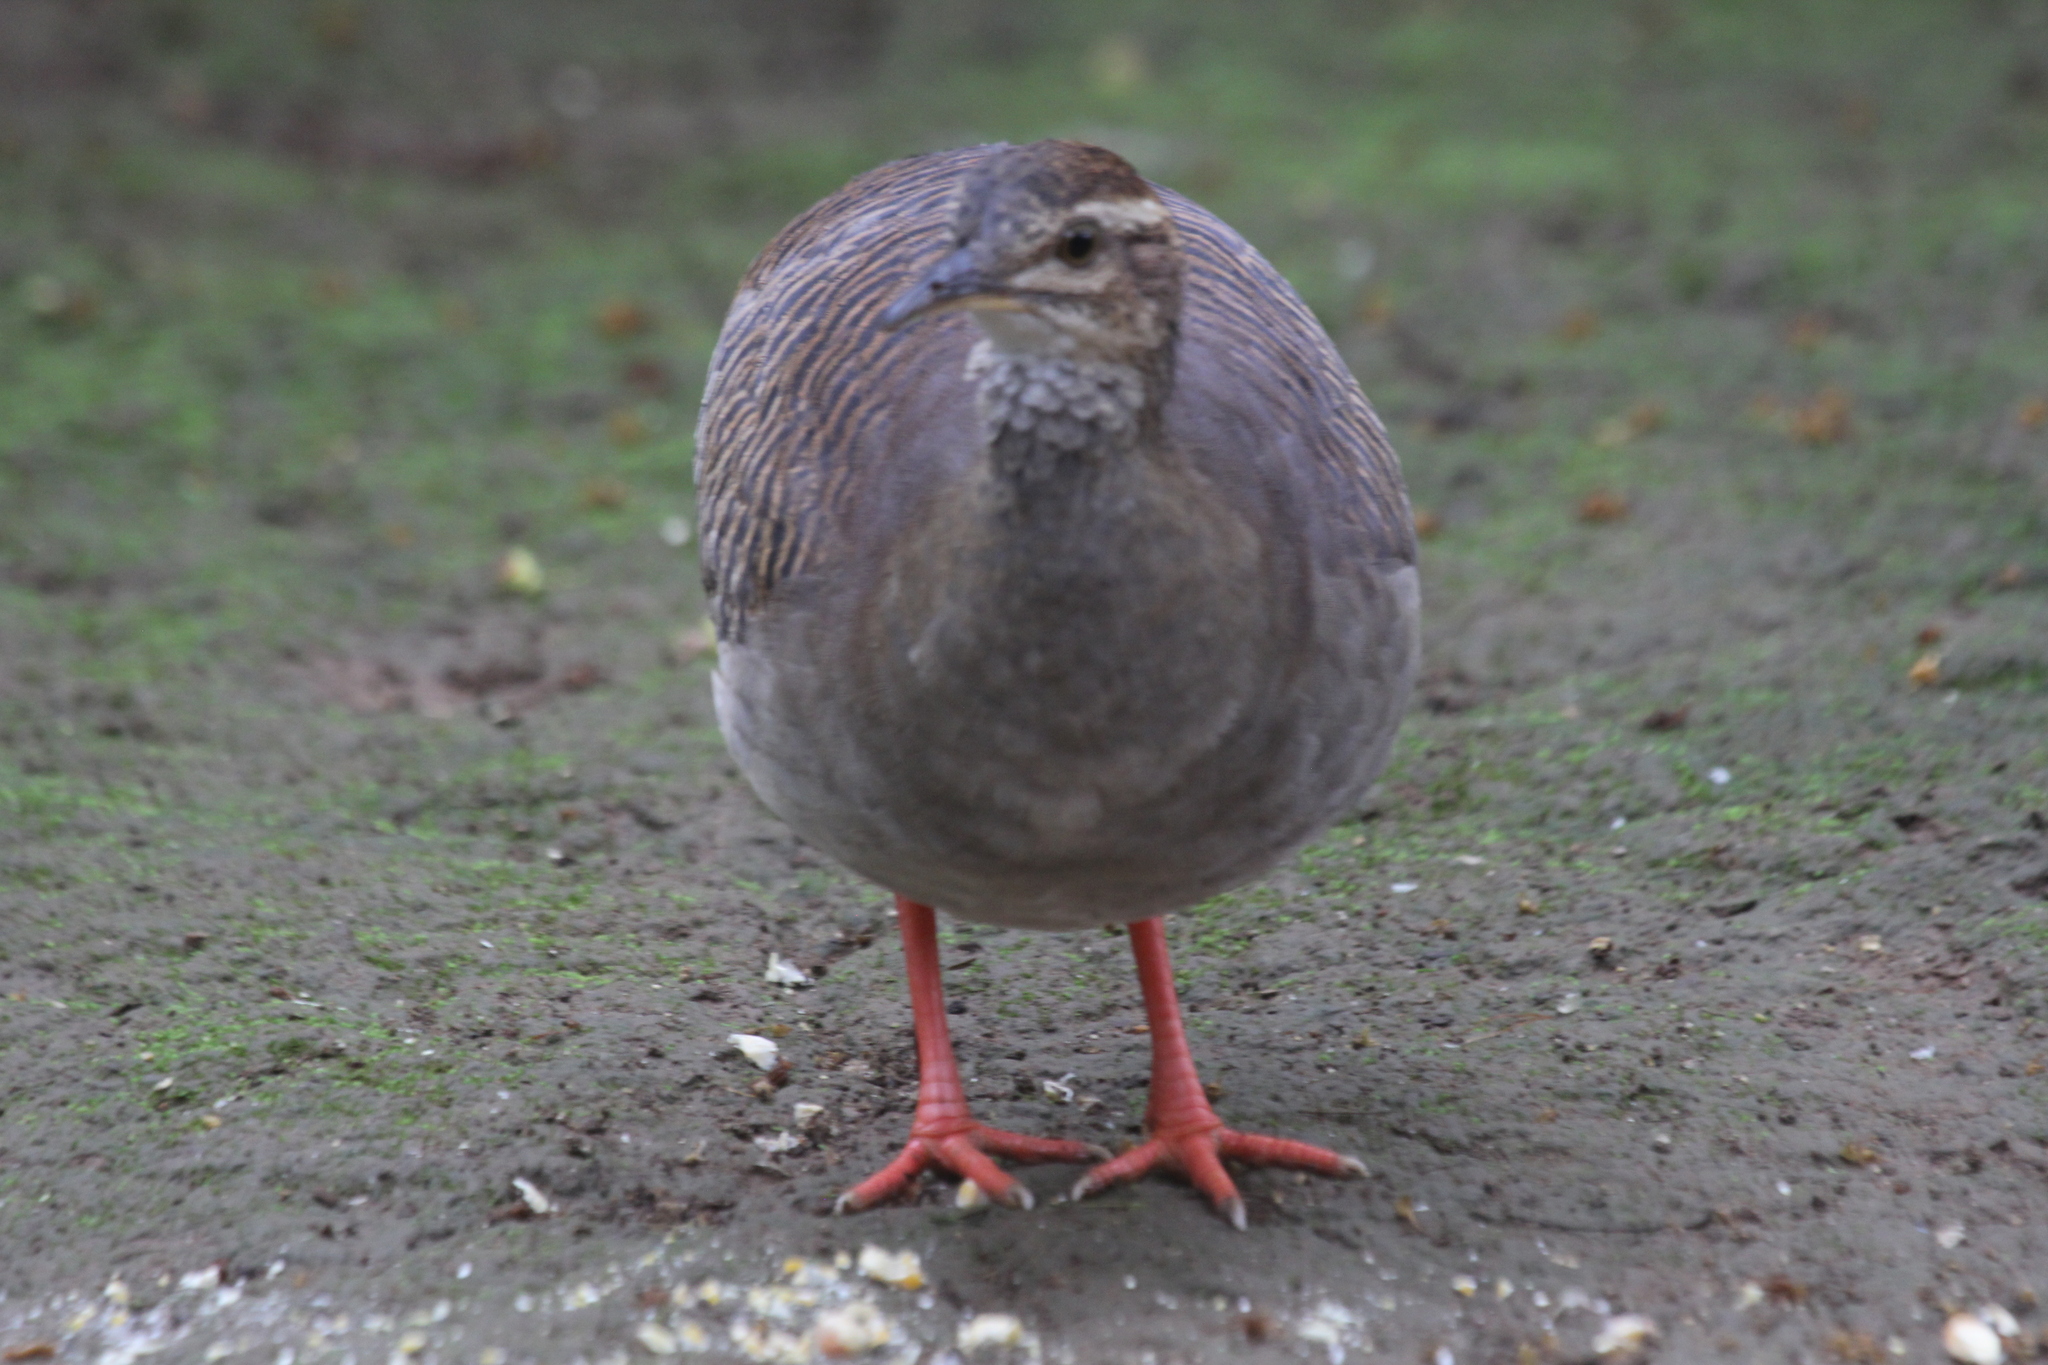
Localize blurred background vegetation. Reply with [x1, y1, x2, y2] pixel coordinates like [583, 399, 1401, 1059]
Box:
[1, 0, 2045, 698]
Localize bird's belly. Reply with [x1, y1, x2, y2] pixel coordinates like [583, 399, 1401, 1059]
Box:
[713, 564, 1416, 930]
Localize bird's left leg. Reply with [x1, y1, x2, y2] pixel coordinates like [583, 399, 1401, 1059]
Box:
[835, 897, 1106, 1213]
[1070, 916, 1366, 1229]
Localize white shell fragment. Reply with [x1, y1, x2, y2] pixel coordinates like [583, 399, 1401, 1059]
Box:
[729, 1033, 781, 1070]
[1935, 1221, 1967, 1249]
[958, 1313, 1026, 1351]
[1556, 993, 1582, 1015]
[813, 1301, 893, 1355]
[1978, 1304, 2021, 1341]
[753, 1130, 802, 1155]
[635, 1321, 679, 1355]
[1450, 1274, 1477, 1297]
[764, 953, 810, 986]
[955, 1179, 988, 1209]
[1945, 1312, 2006, 1365]
[856, 1245, 925, 1291]
[1591, 1314, 1659, 1357]
[792, 1102, 826, 1128]
[511, 1176, 555, 1215]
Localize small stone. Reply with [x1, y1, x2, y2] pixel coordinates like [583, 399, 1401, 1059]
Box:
[1944, 1312, 2005, 1365]
[729, 1034, 780, 1070]
[856, 1245, 924, 1291]
[1450, 1274, 1477, 1297]
[634, 1321, 678, 1355]
[1978, 1305, 2021, 1341]
[813, 1301, 892, 1356]
[1591, 1314, 1658, 1358]
[512, 1176, 555, 1215]
[958, 1313, 1025, 1351]
[496, 547, 545, 596]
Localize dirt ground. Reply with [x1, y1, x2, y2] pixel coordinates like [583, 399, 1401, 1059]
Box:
[4, 3, 2048, 1362]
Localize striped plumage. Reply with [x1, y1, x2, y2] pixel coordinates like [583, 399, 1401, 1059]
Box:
[697, 143, 1413, 643]
[693, 141, 1418, 1224]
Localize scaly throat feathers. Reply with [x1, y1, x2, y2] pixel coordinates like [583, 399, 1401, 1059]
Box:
[966, 342, 1147, 483]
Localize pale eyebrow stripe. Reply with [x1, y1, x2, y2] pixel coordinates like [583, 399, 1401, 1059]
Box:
[1065, 197, 1172, 232]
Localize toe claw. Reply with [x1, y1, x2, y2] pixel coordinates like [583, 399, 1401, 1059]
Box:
[1337, 1156, 1368, 1178]
[1220, 1195, 1247, 1232]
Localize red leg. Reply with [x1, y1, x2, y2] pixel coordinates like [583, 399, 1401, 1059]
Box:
[1071, 917, 1365, 1229]
[836, 897, 1106, 1214]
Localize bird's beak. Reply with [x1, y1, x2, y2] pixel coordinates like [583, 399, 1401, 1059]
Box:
[877, 247, 1024, 330]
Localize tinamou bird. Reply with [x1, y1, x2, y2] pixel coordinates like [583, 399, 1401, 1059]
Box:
[695, 140, 1418, 1228]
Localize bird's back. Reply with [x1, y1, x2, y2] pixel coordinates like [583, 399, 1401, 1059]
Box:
[696, 145, 1419, 929]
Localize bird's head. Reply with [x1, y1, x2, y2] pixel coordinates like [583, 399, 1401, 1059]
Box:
[879, 141, 1182, 365]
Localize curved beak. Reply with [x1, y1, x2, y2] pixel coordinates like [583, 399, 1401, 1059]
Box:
[877, 246, 1022, 330]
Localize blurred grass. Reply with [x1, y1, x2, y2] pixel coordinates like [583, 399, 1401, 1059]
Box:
[2, 0, 2046, 814]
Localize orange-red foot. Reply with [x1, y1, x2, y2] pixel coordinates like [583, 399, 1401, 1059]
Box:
[836, 1122, 1108, 1213]
[1071, 1120, 1365, 1230]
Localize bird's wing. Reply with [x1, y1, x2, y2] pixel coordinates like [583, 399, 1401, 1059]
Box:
[1163, 188, 1416, 573]
[694, 146, 995, 641]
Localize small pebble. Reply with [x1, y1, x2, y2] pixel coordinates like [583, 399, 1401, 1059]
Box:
[856, 1245, 924, 1291]
[1591, 1314, 1659, 1357]
[729, 1034, 781, 1070]
[813, 1301, 893, 1355]
[958, 1313, 1026, 1351]
[512, 1177, 554, 1215]
[1944, 1312, 2005, 1365]
[634, 1322, 678, 1356]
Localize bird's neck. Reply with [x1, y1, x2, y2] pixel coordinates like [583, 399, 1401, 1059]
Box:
[965, 341, 1171, 490]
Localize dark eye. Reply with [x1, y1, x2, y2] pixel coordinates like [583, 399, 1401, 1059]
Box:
[1056, 226, 1097, 266]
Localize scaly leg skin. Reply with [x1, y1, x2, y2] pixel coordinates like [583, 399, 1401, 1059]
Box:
[1072, 917, 1367, 1230]
[835, 897, 1108, 1214]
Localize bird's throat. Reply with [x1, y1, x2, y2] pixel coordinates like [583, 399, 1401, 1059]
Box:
[966, 342, 1155, 487]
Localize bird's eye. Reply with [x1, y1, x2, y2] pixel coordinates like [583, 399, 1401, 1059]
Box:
[1056, 226, 1097, 266]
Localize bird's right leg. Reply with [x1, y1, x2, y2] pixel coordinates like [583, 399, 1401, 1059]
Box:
[836, 896, 1106, 1213]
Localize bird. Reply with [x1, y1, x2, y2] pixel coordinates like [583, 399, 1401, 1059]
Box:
[694, 139, 1418, 1229]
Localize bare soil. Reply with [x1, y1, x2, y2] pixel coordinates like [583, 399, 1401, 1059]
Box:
[4, 3, 2048, 1363]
